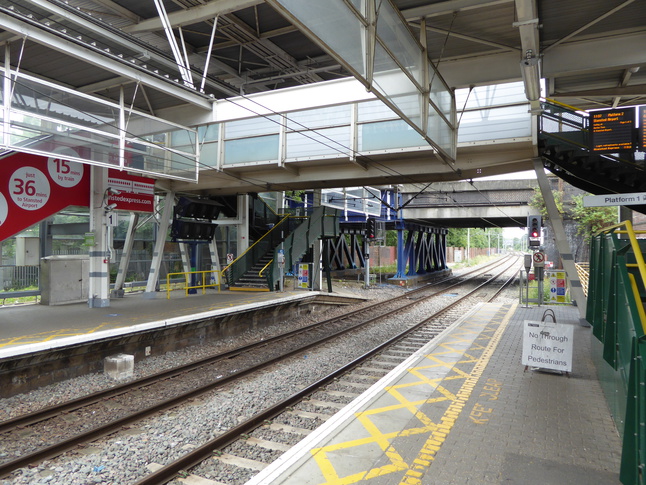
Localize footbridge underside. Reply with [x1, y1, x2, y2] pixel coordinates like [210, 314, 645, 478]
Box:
[163, 79, 536, 197]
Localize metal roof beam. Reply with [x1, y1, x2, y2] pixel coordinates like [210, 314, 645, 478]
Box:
[551, 84, 646, 98]
[413, 23, 521, 53]
[543, 0, 636, 54]
[90, 0, 140, 23]
[10, 0, 239, 97]
[440, 31, 646, 88]
[124, 0, 263, 33]
[403, 0, 513, 20]
[0, 13, 212, 110]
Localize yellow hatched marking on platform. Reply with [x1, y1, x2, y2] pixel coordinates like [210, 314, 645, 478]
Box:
[309, 303, 516, 485]
[399, 303, 515, 485]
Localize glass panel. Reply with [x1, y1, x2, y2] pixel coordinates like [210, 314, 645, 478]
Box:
[224, 135, 279, 164]
[9, 121, 121, 167]
[198, 124, 219, 142]
[322, 189, 346, 211]
[286, 126, 350, 159]
[12, 76, 120, 135]
[359, 119, 425, 151]
[286, 105, 351, 131]
[357, 100, 398, 123]
[457, 105, 532, 143]
[364, 187, 382, 216]
[273, 0, 366, 76]
[169, 129, 197, 150]
[376, 0, 422, 87]
[428, 113, 455, 158]
[456, 81, 528, 110]
[199, 142, 219, 168]
[372, 43, 422, 128]
[225, 115, 279, 138]
[429, 69, 454, 124]
[126, 111, 196, 146]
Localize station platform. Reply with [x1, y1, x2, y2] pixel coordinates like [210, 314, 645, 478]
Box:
[248, 302, 623, 485]
[0, 288, 352, 358]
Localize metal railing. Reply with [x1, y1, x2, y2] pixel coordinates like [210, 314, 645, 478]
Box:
[587, 220, 646, 485]
[166, 269, 221, 299]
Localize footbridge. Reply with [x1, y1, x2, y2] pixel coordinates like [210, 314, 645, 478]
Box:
[164, 78, 535, 196]
[400, 179, 539, 228]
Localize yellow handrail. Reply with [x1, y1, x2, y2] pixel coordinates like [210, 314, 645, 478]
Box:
[598, 220, 646, 334]
[258, 258, 274, 278]
[221, 214, 291, 274]
[166, 269, 221, 299]
[543, 97, 586, 113]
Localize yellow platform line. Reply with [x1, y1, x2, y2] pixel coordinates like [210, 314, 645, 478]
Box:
[308, 304, 515, 485]
[399, 303, 516, 485]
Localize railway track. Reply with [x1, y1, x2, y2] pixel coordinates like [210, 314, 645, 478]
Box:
[0, 255, 519, 482]
[136, 256, 520, 485]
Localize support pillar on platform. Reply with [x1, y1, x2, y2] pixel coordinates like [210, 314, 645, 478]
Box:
[237, 195, 250, 255]
[311, 189, 322, 291]
[533, 158, 587, 322]
[112, 212, 139, 298]
[144, 192, 175, 298]
[88, 166, 111, 308]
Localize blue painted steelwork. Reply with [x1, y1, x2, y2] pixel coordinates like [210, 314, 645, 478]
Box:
[286, 188, 447, 277]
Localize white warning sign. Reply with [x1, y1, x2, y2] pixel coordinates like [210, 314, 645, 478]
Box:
[522, 320, 574, 372]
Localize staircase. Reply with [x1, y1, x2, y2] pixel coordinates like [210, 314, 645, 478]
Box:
[229, 253, 273, 291]
[539, 101, 646, 214]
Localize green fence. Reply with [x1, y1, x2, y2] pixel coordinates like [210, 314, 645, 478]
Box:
[588, 221, 646, 485]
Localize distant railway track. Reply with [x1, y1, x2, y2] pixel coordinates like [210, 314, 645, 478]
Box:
[0, 255, 519, 481]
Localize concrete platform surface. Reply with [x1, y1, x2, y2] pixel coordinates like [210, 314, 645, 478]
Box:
[0, 289, 351, 356]
[247, 303, 622, 485]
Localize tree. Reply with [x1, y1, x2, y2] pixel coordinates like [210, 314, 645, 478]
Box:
[570, 195, 616, 241]
[530, 187, 616, 241]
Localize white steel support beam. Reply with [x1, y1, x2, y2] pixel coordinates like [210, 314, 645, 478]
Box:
[514, 0, 541, 110]
[533, 158, 587, 322]
[153, 0, 195, 88]
[125, 0, 262, 33]
[0, 12, 212, 109]
[88, 167, 111, 308]
[403, 0, 512, 20]
[145, 192, 176, 296]
[112, 212, 139, 298]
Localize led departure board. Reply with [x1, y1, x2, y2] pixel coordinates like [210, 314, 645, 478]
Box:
[640, 106, 646, 150]
[589, 107, 635, 152]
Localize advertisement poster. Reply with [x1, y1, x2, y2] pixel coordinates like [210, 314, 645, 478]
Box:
[0, 149, 89, 241]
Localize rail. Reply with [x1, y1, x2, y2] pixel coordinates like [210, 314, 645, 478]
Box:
[588, 220, 646, 485]
[165, 269, 221, 299]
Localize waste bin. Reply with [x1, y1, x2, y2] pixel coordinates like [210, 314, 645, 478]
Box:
[40, 255, 89, 305]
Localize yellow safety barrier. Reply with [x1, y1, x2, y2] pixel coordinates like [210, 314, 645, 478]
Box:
[574, 262, 589, 297]
[166, 269, 221, 299]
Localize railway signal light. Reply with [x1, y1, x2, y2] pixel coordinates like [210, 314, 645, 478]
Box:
[366, 218, 376, 239]
[528, 215, 542, 245]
